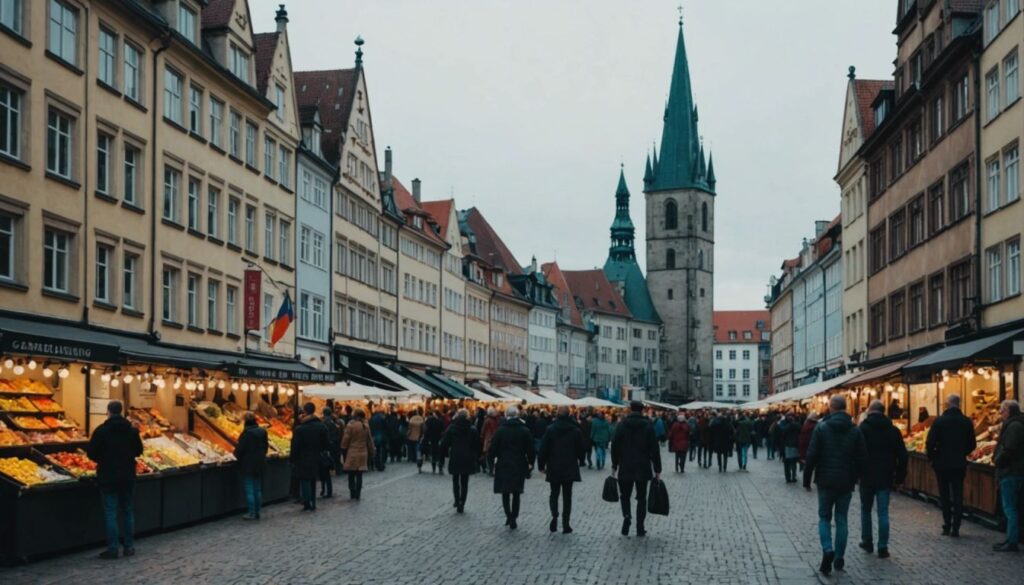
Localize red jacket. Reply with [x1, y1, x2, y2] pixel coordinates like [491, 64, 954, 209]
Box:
[667, 420, 690, 453]
[481, 415, 500, 452]
[798, 419, 817, 461]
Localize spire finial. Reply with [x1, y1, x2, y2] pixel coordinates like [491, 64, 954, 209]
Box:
[354, 36, 364, 67]
[847, 65, 856, 80]
[677, 3, 684, 26]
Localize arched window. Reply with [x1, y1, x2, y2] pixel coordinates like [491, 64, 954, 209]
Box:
[698, 249, 704, 270]
[664, 199, 678, 230]
[666, 248, 676, 269]
[702, 202, 709, 232]
[667, 288, 674, 300]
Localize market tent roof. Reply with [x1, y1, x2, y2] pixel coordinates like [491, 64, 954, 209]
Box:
[678, 401, 741, 410]
[401, 369, 463, 399]
[575, 396, 620, 408]
[302, 381, 421, 401]
[643, 400, 679, 411]
[502, 385, 546, 404]
[763, 372, 859, 405]
[426, 373, 476, 399]
[904, 328, 1024, 376]
[473, 381, 522, 402]
[738, 400, 770, 410]
[537, 389, 575, 406]
[367, 364, 435, 397]
[841, 359, 915, 387]
[229, 355, 339, 383]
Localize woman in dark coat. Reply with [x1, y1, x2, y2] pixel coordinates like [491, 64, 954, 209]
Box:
[667, 415, 690, 473]
[538, 405, 585, 533]
[290, 402, 329, 511]
[488, 405, 535, 529]
[440, 408, 481, 513]
[709, 412, 735, 472]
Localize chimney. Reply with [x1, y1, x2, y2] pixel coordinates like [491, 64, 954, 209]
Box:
[384, 146, 392, 185]
[814, 220, 829, 238]
[275, 4, 289, 33]
[412, 178, 421, 203]
[530, 255, 537, 274]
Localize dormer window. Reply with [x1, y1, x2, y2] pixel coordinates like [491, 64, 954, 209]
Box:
[275, 84, 286, 120]
[230, 44, 250, 84]
[412, 216, 423, 229]
[874, 99, 889, 127]
[311, 126, 321, 156]
[177, 3, 197, 44]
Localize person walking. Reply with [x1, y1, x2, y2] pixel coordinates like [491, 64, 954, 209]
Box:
[803, 395, 867, 576]
[687, 412, 700, 463]
[424, 410, 446, 474]
[993, 400, 1024, 552]
[925, 394, 976, 537]
[698, 415, 713, 469]
[752, 415, 766, 460]
[235, 412, 269, 520]
[799, 411, 819, 471]
[653, 413, 667, 447]
[291, 402, 329, 511]
[667, 414, 690, 473]
[488, 405, 535, 529]
[781, 412, 802, 483]
[538, 405, 585, 533]
[369, 409, 388, 471]
[590, 411, 612, 470]
[320, 407, 340, 498]
[710, 411, 734, 472]
[611, 401, 662, 537]
[767, 415, 781, 461]
[86, 400, 144, 559]
[385, 410, 402, 463]
[481, 407, 501, 475]
[580, 412, 594, 469]
[857, 399, 908, 559]
[734, 414, 753, 471]
[406, 408, 425, 467]
[341, 408, 374, 500]
[440, 408, 481, 513]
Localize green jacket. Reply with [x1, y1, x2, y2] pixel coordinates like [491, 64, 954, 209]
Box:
[734, 418, 754, 446]
[590, 417, 612, 445]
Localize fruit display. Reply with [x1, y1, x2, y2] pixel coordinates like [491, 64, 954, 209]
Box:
[0, 396, 37, 412]
[8, 416, 50, 431]
[135, 459, 153, 475]
[128, 407, 175, 438]
[0, 427, 24, 446]
[905, 427, 928, 453]
[267, 433, 290, 456]
[143, 436, 201, 468]
[29, 397, 62, 413]
[42, 416, 74, 429]
[0, 379, 53, 395]
[0, 456, 72, 486]
[46, 450, 97, 478]
[195, 401, 292, 456]
[195, 402, 244, 441]
[968, 442, 997, 465]
[173, 433, 235, 464]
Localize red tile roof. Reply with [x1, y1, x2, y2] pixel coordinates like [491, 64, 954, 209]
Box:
[294, 69, 358, 163]
[463, 208, 523, 277]
[561, 269, 632, 319]
[853, 79, 893, 138]
[252, 32, 279, 95]
[420, 199, 454, 240]
[391, 178, 447, 247]
[202, 0, 237, 30]
[541, 262, 585, 328]
[713, 310, 770, 344]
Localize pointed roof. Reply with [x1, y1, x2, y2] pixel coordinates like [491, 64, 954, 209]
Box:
[420, 199, 455, 239]
[542, 262, 586, 329]
[562, 270, 633, 320]
[707, 152, 716, 186]
[391, 178, 447, 247]
[854, 79, 894, 138]
[252, 32, 279, 94]
[462, 207, 523, 276]
[294, 68, 359, 163]
[713, 310, 771, 344]
[202, 0, 237, 30]
[648, 21, 713, 194]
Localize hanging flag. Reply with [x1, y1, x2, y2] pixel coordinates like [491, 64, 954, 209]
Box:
[244, 269, 261, 331]
[268, 291, 294, 348]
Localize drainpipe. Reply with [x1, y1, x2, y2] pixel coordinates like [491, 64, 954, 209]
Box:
[972, 45, 983, 332]
[148, 31, 173, 338]
[81, 3, 91, 323]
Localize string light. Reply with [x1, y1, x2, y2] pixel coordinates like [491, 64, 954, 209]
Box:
[3, 358, 12, 369]
[27, 359, 37, 370]
[110, 378, 120, 388]
[42, 365, 54, 378]
[12, 362, 24, 375]
[58, 367, 70, 379]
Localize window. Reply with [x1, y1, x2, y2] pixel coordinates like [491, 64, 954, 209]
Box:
[869, 301, 886, 347]
[245, 122, 256, 167]
[929, 182, 945, 234]
[207, 281, 219, 330]
[227, 197, 238, 245]
[949, 260, 973, 321]
[95, 244, 111, 302]
[96, 133, 111, 195]
[230, 45, 250, 83]
[909, 281, 925, 332]
[264, 212, 274, 259]
[162, 167, 180, 221]
[161, 268, 178, 321]
[727, 384, 736, 397]
[664, 199, 678, 230]
[279, 220, 290, 265]
[209, 98, 223, 148]
[264, 136, 274, 176]
[742, 350, 751, 360]
[889, 290, 906, 339]
[701, 201, 708, 232]
[729, 350, 737, 359]
[950, 164, 971, 220]
[122, 253, 137, 310]
[98, 28, 116, 87]
[229, 111, 240, 157]
[870, 157, 886, 198]
[123, 43, 140, 102]
[46, 108, 73, 178]
[163, 68, 182, 123]
[262, 293, 273, 336]
[187, 178, 200, 230]
[275, 84, 285, 120]
[0, 84, 21, 159]
[988, 246, 1003, 303]
[206, 187, 219, 238]
[987, 158, 1001, 212]
[667, 288, 673, 300]
[1006, 146, 1020, 204]
[1, 0, 22, 34]
[987, 67, 1001, 121]
[869, 224, 887, 274]
[0, 214, 14, 281]
[890, 136, 903, 179]
[985, 1, 1000, 44]
[715, 350, 722, 360]
[43, 229, 70, 293]
[889, 209, 906, 259]
[909, 118, 923, 163]
[929, 272, 945, 326]
[226, 286, 237, 334]
[742, 368, 751, 379]
[1011, 0, 1022, 19]
[123, 145, 139, 205]
[909, 194, 925, 246]
[931, 96, 945, 141]
[299, 226, 310, 263]
[298, 293, 310, 337]
[1008, 239, 1021, 296]
[1007, 51, 1020, 104]
[186, 273, 198, 327]
[312, 231, 325, 269]
[728, 369, 736, 379]
[48, 0, 77, 65]
[188, 85, 202, 135]
[278, 147, 289, 187]
[953, 73, 970, 121]
[742, 384, 751, 397]
[244, 205, 255, 252]
[666, 248, 675, 269]
[177, 3, 196, 43]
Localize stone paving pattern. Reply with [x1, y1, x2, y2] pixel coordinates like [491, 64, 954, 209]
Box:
[4, 452, 1024, 584]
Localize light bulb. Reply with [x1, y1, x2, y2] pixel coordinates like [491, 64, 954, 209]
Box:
[197, 383, 205, 392]
[3, 359, 12, 369]
[242, 383, 250, 391]
[174, 378, 182, 389]
[231, 382, 239, 391]
[58, 368, 70, 379]
[12, 365, 24, 375]
[258, 385, 266, 393]
[110, 378, 120, 388]
[27, 360, 37, 370]
[123, 374, 134, 384]
[218, 381, 226, 390]
[42, 367, 54, 378]
[101, 373, 111, 383]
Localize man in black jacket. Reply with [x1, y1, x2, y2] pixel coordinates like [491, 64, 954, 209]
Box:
[235, 412, 268, 520]
[925, 394, 976, 537]
[538, 405, 585, 534]
[857, 400, 908, 558]
[87, 400, 144, 559]
[993, 400, 1024, 552]
[611, 401, 662, 537]
[291, 402, 328, 511]
[804, 395, 867, 576]
[319, 407, 340, 497]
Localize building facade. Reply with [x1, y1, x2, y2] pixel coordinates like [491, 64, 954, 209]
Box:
[543, 261, 594, 396]
[563, 269, 631, 400]
[515, 259, 559, 390]
[712, 310, 771, 403]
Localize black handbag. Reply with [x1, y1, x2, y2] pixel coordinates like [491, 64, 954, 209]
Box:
[602, 476, 619, 503]
[319, 451, 334, 471]
[647, 479, 670, 516]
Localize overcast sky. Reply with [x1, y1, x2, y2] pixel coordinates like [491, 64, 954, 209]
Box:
[252, 0, 895, 310]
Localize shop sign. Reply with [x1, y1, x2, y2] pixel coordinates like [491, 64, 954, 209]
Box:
[244, 269, 261, 332]
[0, 332, 120, 363]
[228, 364, 339, 383]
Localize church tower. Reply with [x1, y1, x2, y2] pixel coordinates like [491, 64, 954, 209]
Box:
[644, 18, 715, 403]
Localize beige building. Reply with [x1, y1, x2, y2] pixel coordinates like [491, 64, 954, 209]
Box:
[767, 281, 794, 393]
[979, 0, 1023, 329]
[460, 244, 494, 385]
[422, 198, 471, 382]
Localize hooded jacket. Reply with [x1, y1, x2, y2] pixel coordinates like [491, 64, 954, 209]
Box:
[859, 411, 908, 490]
[538, 415, 585, 483]
[611, 412, 662, 481]
[803, 411, 867, 491]
[440, 416, 481, 476]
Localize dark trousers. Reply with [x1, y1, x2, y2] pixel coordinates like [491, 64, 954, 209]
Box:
[935, 468, 966, 530]
[688, 441, 698, 461]
[752, 437, 760, 459]
[452, 473, 469, 506]
[318, 467, 333, 496]
[406, 440, 419, 463]
[675, 451, 687, 472]
[701, 447, 712, 468]
[717, 451, 730, 471]
[766, 442, 776, 460]
[373, 436, 387, 470]
[618, 479, 649, 528]
[299, 478, 316, 509]
[501, 492, 521, 519]
[549, 481, 573, 524]
[347, 471, 363, 498]
[784, 458, 798, 482]
[585, 445, 593, 467]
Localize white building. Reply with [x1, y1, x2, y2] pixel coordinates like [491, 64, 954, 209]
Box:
[712, 310, 771, 403]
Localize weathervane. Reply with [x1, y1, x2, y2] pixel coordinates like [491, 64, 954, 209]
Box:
[677, 3, 684, 25]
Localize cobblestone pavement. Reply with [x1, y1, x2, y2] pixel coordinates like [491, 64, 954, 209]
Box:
[5, 451, 1024, 584]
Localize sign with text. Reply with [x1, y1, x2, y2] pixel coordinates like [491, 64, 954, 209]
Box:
[227, 363, 340, 383]
[244, 269, 261, 332]
[0, 331, 120, 363]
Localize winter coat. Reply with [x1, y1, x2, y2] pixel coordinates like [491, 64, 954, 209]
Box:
[481, 415, 501, 452]
[423, 416, 445, 445]
[798, 420, 817, 461]
[234, 423, 269, 476]
[926, 407, 977, 472]
[369, 412, 387, 441]
[859, 412, 908, 490]
[590, 417, 612, 446]
[341, 419, 375, 472]
[323, 416, 341, 450]
[698, 418, 712, 446]
[86, 415, 144, 488]
[734, 418, 754, 447]
[290, 415, 328, 480]
[440, 417, 481, 476]
[781, 419, 801, 450]
[688, 417, 699, 440]
[406, 415, 425, 442]
[654, 417, 667, 441]
[532, 416, 551, 440]
[803, 411, 867, 492]
[611, 413, 662, 481]
[994, 414, 1024, 479]
[667, 420, 690, 452]
[488, 418, 535, 494]
[538, 415, 585, 483]
[753, 418, 768, 439]
[385, 413, 402, 442]
[580, 417, 593, 448]
[709, 416, 735, 454]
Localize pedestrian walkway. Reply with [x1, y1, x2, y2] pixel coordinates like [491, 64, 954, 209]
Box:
[4, 453, 1022, 584]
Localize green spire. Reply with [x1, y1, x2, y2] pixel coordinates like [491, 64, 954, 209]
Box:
[643, 153, 653, 185]
[707, 152, 716, 188]
[648, 20, 713, 194]
[697, 144, 707, 178]
[608, 166, 635, 262]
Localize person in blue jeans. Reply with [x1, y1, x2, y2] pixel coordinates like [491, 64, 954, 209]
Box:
[86, 400, 144, 559]
[993, 400, 1024, 552]
[803, 395, 867, 577]
[235, 412, 269, 520]
[857, 400, 908, 558]
[590, 412, 611, 470]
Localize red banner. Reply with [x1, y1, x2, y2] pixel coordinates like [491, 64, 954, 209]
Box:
[244, 269, 261, 332]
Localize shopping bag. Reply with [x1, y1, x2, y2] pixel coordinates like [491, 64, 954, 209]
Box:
[647, 479, 670, 516]
[602, 476, 619, 503]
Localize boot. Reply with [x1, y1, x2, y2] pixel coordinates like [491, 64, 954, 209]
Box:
[621, 517, 631, 536]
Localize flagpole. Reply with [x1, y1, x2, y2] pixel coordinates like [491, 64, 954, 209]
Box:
[242, 259, 295, 357]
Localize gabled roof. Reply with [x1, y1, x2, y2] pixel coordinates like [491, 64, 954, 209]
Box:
[562, 269, 632, 320]
[604, 260, 661, 323]
[298, 104, 319, 126]
[462, 207, 522, 276]
[252, 32, 279, 95]
[294, 69, 359, 163]
[202, 0, 236, 30]
[421, 199, 454, 240]
[542, 262, 585, 329]
[713, 310, 770, 344]
[854, 79, 893, 138]
[391, 178, 446, 247]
